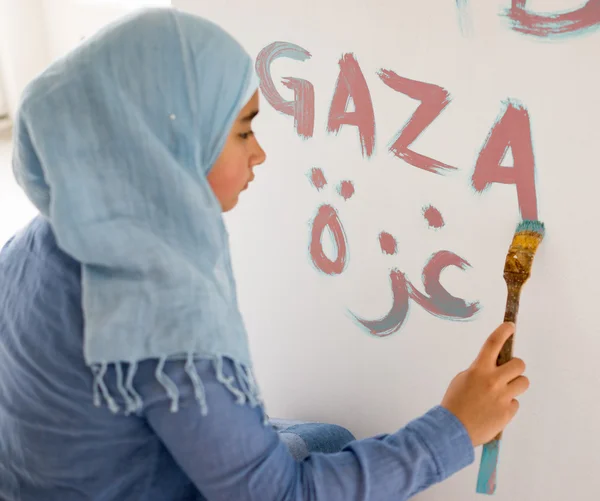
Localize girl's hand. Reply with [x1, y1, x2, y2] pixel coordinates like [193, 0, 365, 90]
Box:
[441, 323, 530, 447]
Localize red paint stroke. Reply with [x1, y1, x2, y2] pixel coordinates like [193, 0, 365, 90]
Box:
[378, 70, 457, 175]
[352, 251, 479, 337]
[472, 99, 538, 220]
[309, 204, 348, 275]
[379, 231, 398, 255]
[327, 53, 376, 158]
[337, 180, 355, 200]
[255, 42, 315, 139]
[506, 0, 600, 37]
[423, 205, 445, 229]
[410, 251, 481, 320]
[310, 168, 327, 191]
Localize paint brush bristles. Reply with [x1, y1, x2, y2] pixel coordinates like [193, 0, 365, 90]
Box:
[476, 220, 545, 495]
[515, 220, 545, 236]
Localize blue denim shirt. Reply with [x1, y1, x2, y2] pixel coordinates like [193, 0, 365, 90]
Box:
[0, 217, 474, 500]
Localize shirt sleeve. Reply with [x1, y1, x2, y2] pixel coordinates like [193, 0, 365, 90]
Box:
[136, 357, 474, 501]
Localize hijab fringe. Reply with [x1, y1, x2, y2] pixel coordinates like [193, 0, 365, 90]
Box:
[91, 355, 265, 421]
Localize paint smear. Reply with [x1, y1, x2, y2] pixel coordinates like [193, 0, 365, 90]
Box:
[378, 231, 398, 255]
[327, 53, 376, 158]
[378, 70, 457, 175]
[471, 99, 538, 220]
[255, 42, 315, 139]
[456, 0, 474, 36]
[310, 168, 327, 191]
[352, 269, 411, 337]
[411, 251, 480, 320]
[351, 251, 479, 337]
[505, 0, 600, 38]
[423, 205, 445, 229]
[477, 439, 500, 494]
[309, 204, 348, 275]
[337, 180, 355, 200]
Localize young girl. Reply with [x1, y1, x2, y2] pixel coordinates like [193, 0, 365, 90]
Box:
[0, 8, 529, 501]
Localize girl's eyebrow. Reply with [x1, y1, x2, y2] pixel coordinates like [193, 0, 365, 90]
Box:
[241, 110, 259, 122]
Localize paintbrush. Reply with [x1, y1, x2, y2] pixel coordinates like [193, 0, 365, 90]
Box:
[476, 219, 545, 495]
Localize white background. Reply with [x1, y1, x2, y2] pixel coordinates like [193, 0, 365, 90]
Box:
[0, 0, 170, 118]
[174, 1, 599, 500]
[0, 0, 169, 244]
[0, 0, 596, 499]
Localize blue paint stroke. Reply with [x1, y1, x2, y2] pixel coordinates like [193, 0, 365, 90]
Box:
[456, 0, 474, 36]
[477, 439, 501, 495]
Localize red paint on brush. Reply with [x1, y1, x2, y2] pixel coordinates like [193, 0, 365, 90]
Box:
[423, 205, 445, 229]
[378, 70, 457, 175]
[472, 99, 538, 220]
[506, 0, 600, 37]
[379, 232, 398, 255]
[337, 180, 355, 200]
[309, 204, 348, 275]
[255, 42, 315, 139]
[328, 53, 376, 158]
[310, 168, 327, 191]
[489, 468, 497, 494]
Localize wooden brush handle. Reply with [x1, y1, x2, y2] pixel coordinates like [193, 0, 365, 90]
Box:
[476, 284, 523, 494]
[497, 327, 514, 367]
[491, 282, 522, 441]
[477, 241, 540, 495]
[498, 282, 522, 366]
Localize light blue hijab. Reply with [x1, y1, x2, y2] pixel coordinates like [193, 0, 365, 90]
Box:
[11, 8, 261, 414]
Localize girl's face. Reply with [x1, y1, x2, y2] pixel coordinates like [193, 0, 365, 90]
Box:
[207, 91, 266, 212]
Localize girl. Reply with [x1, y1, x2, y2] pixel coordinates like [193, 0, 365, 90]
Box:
[0, 8, 529, 501]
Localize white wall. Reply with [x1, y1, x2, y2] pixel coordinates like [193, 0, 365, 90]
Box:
[41, 0, 170, 61]
[0, 0, 51, 118]
[174, 1, 600, 500]
[0, 77, 7, 117]
[0, 0, 52, 243]
[0, 0, 171, 117]
[0, 0, 171, 244]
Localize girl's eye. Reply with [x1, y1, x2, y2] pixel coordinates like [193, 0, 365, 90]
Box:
[239, 131, 254, 140]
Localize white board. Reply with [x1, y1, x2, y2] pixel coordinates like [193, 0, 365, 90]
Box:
[174, 1, 600, 499]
